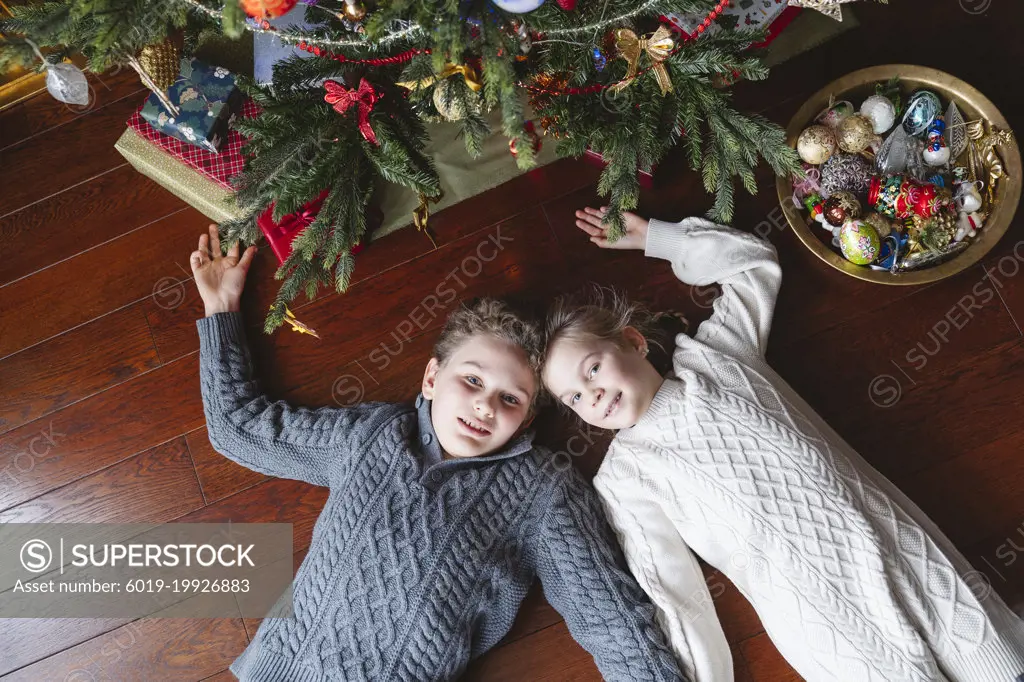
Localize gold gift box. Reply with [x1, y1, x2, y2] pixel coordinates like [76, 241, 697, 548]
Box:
[114, 127, 244, 223]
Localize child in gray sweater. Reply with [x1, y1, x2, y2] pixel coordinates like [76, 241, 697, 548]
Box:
[189, 225, 687, 682]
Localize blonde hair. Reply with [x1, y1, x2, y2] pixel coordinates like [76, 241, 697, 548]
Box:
[543, 285, 687, 391]
[544, 285, 655, 351]
[433, 297, 544, 407]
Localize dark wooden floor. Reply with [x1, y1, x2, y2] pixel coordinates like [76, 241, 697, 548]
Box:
[2, 1, 1023, 679]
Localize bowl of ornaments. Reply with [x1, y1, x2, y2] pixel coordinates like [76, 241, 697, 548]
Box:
[776, 65, 1020, 284]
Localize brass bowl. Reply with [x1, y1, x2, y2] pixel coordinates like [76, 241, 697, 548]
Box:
[776, 65, 1021, 285]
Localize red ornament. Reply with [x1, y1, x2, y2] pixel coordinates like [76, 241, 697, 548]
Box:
[324, 79, 381, 145]
[240, 0, 297, 19]
[556, 0, 578, 8]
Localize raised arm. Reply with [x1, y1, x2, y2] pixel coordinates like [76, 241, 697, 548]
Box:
[190, 223, 375, 487]
[644, 217, 781, 359]
[594, 468, 733, 682]
[197, 311, 377, 487]
[526, 463, 689, 682]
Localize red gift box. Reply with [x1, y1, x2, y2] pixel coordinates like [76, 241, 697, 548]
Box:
[583, 149, 655, 189]
[127, 98, 260, 189]
[258, 189, 380, 265]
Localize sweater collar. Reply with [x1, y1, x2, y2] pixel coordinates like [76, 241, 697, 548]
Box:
[414, 393, 536, 469]
[630, 379, 680, 431]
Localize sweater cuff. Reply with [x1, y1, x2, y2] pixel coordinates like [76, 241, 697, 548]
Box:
[196, 310, 248, 347]
[644, 217, 717, 263]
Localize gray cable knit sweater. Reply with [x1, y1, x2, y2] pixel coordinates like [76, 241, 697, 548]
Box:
[197, 311, 687, 682]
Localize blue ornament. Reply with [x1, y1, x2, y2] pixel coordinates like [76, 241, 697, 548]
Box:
[874, 231, 910, 270]
[592, 47, 607, 71]
[902, 90, 941, 137]
[490, 0, 545, 11]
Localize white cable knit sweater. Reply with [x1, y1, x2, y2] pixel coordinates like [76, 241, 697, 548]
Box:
[592, 217, 1024, 682]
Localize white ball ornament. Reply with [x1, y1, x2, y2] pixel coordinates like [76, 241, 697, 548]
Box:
[860, 94, 896, 135]
[490, 0, 545, 11]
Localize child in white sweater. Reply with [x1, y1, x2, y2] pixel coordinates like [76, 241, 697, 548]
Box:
[540, 207, 1024, 682]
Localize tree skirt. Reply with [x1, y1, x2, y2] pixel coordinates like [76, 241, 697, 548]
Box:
[373, 106, 562, 239]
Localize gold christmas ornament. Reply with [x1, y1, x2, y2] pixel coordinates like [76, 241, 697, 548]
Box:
[836, 113, 876, 153]
[796, 124, 837, 165]
[432, 78, 480, 121]
[138, 36, 182, 93]
[610, 26, 675, 96]
[343, 0, 367, 21]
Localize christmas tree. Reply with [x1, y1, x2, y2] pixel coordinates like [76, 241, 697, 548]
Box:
[1, 0, 802, 333]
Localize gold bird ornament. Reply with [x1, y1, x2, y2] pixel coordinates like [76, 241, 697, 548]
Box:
[610, 26, 675, 96]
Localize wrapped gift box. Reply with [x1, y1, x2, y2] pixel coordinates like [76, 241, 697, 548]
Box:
[141, 58, 243, 153]
[258, 189, 378, 264]
[128, 98, 259, 190]
[114, 127, 244, 223]
[662, 1, 800, 46]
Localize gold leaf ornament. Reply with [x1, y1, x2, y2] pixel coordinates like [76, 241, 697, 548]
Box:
[610, 26, 675, 96]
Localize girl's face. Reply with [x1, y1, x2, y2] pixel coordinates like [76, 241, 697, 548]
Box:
[542, 328, 664, 430]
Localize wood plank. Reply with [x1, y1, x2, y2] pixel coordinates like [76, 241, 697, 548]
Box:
[701, 566, 765, 646]
[0, 441, 205, 676]
[982, 221, 1024, 336]
[966, 521, 1024, 614]
[0, 618, 132, 677]
[778, 337, 1024, 481]
[739, 632, 803, 682]
[199, 670, 237, 682]
[0, 303, 160, 435]
[173, 477, 328, 553]
[463, 621, 599, 682]
[0, 208, 211, 360]
[0, 618, 247, 682]
[0, 86, 146, 215]
[0, 353, 204, 511]
[498, 582, 562, 647]
[0, 166, 186, 286]
[895, 429, 1024, 550]
[0, 436, 203, 524]
[0, 68, 143, 151]
[733, 644, 755, 682]
[186, 427, 269, 506]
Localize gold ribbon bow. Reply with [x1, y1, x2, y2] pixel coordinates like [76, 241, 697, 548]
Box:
[397, 63, 483, 93]
[611, 26, 675, 96]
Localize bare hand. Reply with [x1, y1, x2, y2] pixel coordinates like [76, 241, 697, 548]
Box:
[189, 224, 257, 317]
[574, 206, 650, 250]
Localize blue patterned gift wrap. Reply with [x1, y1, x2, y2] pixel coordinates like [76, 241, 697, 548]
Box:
[141, 58, 243, 153]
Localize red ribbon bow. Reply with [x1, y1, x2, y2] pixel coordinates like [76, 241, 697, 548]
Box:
[324, 78, 380, 146]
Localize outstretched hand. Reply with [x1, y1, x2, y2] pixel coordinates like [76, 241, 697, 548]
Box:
[574, 206, 650, 251]
[190, 224, 258, 317]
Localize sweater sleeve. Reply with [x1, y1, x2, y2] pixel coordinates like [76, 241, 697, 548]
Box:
[644, 216, 781, 359]
[196, 311, 374, 487]
[594, 470, 733, 682]
[528, 464, 689, 682]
